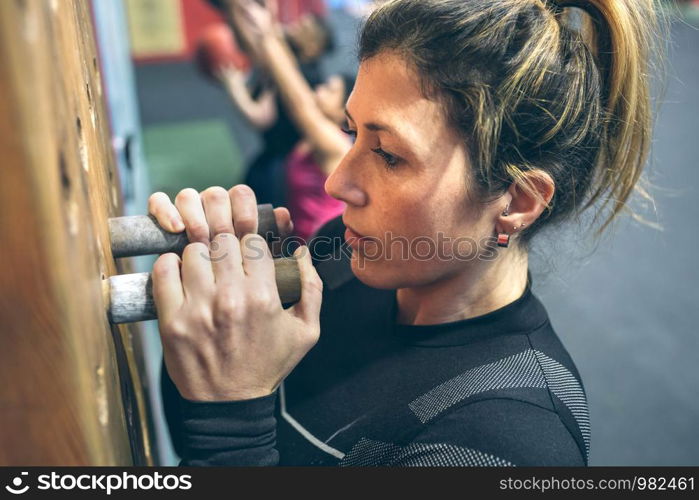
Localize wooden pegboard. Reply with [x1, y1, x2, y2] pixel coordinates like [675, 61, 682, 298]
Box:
[0, 0, 156, 465]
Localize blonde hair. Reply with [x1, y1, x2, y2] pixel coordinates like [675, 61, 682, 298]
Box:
[359, 0, 668, 245]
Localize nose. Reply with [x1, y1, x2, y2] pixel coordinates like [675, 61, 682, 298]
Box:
[324, 149, 367, 207]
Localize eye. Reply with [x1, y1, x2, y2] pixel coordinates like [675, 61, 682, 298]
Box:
[371, 147, 398, 169]
[340, 125, 357, 144]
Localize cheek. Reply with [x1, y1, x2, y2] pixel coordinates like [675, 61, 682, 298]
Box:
[377, 187, 467, 240]
[356, 147, 472, 238]
[352, 193, 484, 282]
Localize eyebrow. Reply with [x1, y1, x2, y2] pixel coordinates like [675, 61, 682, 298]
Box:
[344, 107, 400, 137]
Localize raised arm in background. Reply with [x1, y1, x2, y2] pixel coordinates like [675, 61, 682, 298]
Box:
[218, 65, 278, 131]
[225, 0, 351, 172]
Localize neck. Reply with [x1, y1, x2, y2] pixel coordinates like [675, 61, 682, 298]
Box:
[396, 250, 529, 326]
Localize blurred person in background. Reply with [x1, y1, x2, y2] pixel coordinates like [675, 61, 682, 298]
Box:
[280, 71, 354, 241]
[213, 7, 353, 241]
[206, 0, 336, 208]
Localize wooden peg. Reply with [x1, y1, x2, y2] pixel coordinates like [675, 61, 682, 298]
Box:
[104, 257, 301, 324]
[109, 203, 279, 258]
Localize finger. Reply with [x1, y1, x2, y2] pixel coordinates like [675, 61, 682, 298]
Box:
[238, 0, 256, 11]
[270, 207, 294, 258]
[273, 206, 294, 238]
[238, 0, 262, 24]
[211, 232, 244, 287]
[152, 253, 185, 320]
[201, 186, 235, 238]
[241, 233, 277, 296]
[181, 242, 216, 302]
[219, 65, 239, 83]
[229, 184, 259, 239]
[288, 245, 323, 322]
[215, 67, 229, 84]
[148, 192, 185, 233]
[175, 188, 210, 245]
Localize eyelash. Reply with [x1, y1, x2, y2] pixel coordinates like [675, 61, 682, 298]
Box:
[340, 126, 356, 143]
[340, 126, 399, 170]
[371, 148, 398, 169]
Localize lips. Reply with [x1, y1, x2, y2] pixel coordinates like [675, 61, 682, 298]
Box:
[343, 220, 367, 250]
[343, 220, 364, 238]
[344, 227, 362, 250]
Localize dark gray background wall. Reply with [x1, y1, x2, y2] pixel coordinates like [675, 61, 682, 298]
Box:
[531, 19, 699, 466]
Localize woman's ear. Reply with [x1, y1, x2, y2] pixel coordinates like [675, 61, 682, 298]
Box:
[497, 169, 555, 234]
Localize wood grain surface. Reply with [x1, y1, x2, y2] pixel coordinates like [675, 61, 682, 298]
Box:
[0, 0, 156, 465]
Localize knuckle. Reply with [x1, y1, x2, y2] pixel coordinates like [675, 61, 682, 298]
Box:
[235, 216, 257, 235]
[301, 326, 321, 348]
[304, 275, 324, 294]
[148, 191, 167, 209]
[248, 290, 276, 312]
[310, 324, 321, 342]
[175, 187, 198, 204]
[161, 319, 189, 341]
[213, 232, 236, 247]
[153, 253, 178, 277]
[201, 186, 229, 203]
[184, 314, 217, 338]
[186, 241, 209, 252]
[184, 241, 209, 259]
[211, 223, 234, 237]
[242, 233, 265, 250]
[230, 183, 255, 197]
[245, 233, 265, 244]
[188, 223, 210, 242]
[214, 294, 246, 325]
[191, 308, 215, 332]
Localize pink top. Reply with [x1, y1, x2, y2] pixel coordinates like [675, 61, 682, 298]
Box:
[285, 145, 345, 242]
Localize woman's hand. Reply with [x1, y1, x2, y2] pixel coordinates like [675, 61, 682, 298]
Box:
[148, 186, 293, 257]
[216, 65, 248, 97]
[228, 0, 279, 52]
[147, 185, 322, 402]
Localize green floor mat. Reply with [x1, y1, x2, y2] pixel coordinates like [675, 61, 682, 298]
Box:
[143, 119, 245, 200]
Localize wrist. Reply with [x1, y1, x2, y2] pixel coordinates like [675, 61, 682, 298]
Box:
[178, 388, 279, 466]
[221, 387, 275, 401]
[181, 386, 275, 403]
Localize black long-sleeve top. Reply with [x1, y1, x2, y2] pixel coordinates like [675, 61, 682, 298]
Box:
[161, 215, 590, 466]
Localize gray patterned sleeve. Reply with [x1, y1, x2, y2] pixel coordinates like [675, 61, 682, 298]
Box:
[388, 398, 586, 467]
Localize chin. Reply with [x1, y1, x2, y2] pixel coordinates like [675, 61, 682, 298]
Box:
[349, 254, 423, 290]
[347, 254, 389, 289]
[348, 247, 471, 290]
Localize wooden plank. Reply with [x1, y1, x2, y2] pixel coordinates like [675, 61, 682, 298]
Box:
[0, 0, 155, 465]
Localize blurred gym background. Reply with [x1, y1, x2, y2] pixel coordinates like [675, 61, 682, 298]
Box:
[92, 0, 699, 465]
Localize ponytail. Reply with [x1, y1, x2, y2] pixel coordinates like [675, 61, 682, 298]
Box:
[556, 0, 667, 234]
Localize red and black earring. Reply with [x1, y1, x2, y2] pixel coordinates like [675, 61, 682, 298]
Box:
[497, 204, 511, 247]
[497, 204, 526, 248]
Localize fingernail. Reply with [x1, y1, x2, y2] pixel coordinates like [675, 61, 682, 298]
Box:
[294, 245, 307, 257]
[172, 217, 185, 231]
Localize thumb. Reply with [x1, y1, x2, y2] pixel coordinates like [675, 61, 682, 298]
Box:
[288, 245, 323, 324]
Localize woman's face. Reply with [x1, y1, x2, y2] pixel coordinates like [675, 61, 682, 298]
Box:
[324, 50, 500, 289]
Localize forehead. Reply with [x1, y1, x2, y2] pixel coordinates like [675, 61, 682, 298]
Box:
[347, 51, 456, 153]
